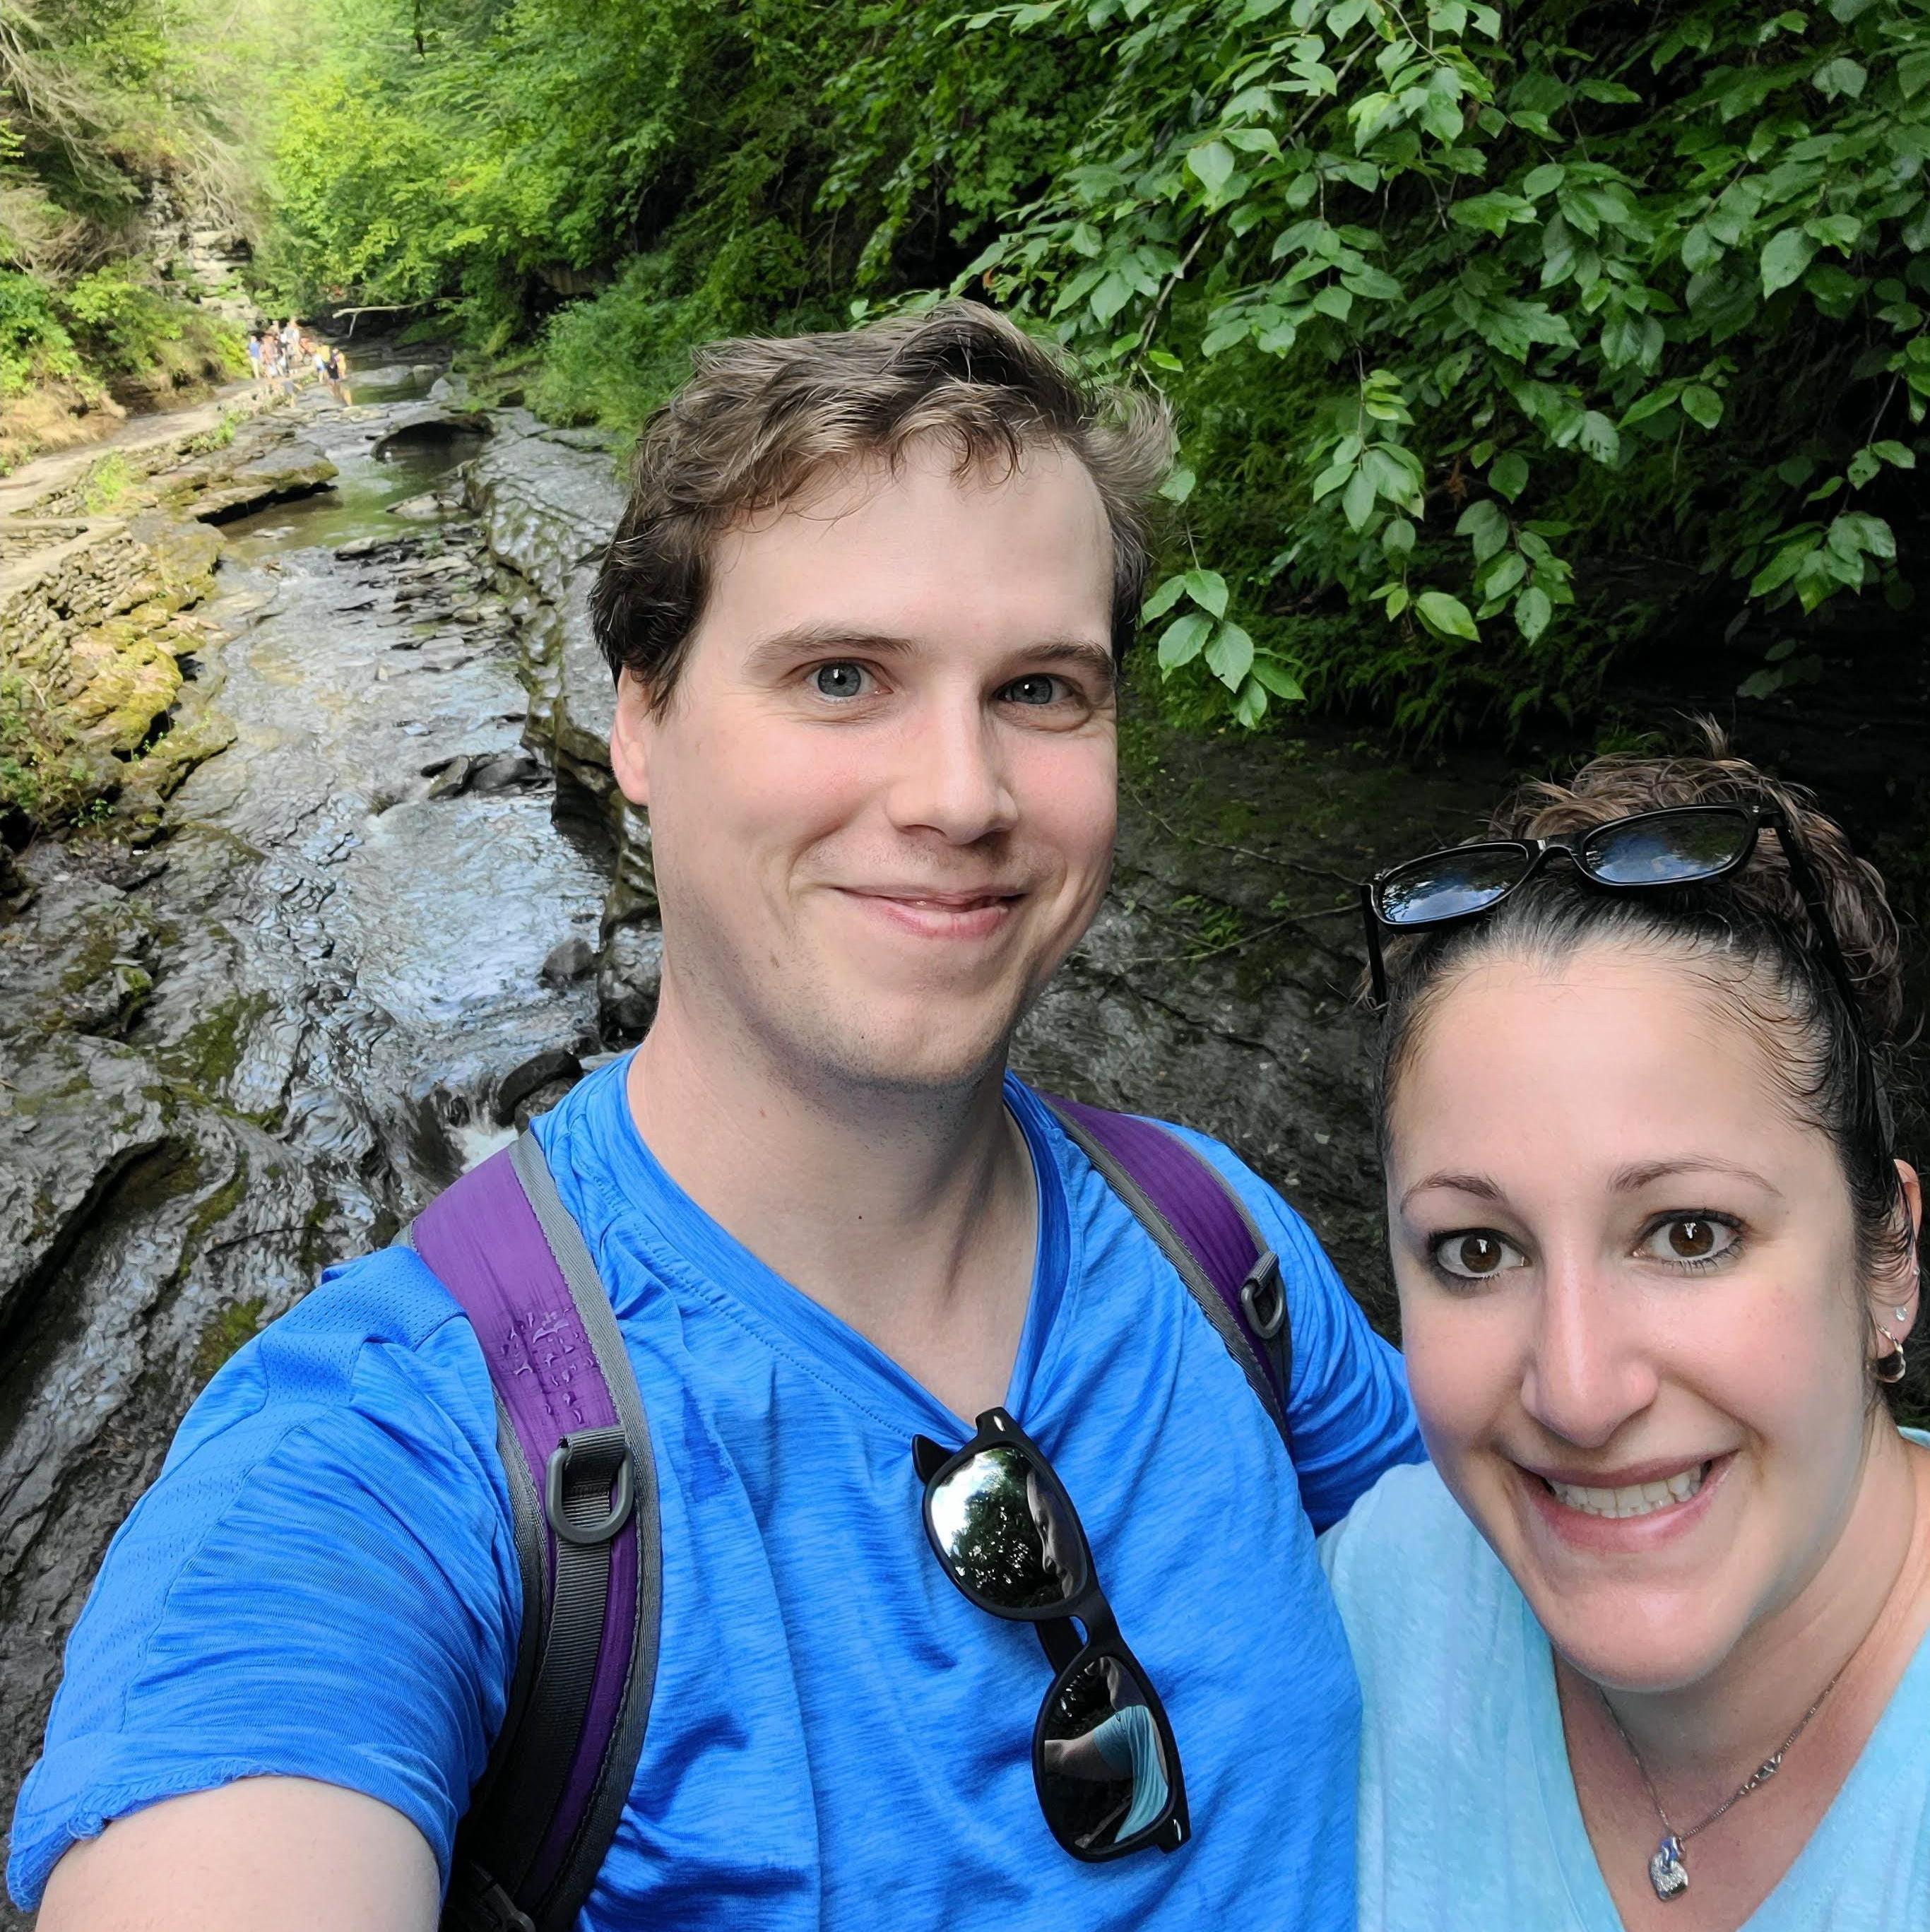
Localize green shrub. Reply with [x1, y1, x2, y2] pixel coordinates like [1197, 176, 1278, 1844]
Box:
[0, 672, 95, 834]
[966, 0, 1930, 737]
[0, 271, 85, 398]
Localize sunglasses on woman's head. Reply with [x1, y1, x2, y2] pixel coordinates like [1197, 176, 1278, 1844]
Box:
[1360, 801, 1894, 1151]
[911, 1409, 1190, 1862]
[1359, 802, 1857, 1008]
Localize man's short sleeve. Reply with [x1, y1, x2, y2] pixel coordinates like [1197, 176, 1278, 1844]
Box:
[1163, 1127, 1424, 1531]
[6, 1247, 520, 1911]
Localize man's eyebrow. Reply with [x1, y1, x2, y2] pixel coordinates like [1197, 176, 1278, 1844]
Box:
[1610, 1156, 1782, 1196]
[1398, 1171, 1503, 1213]
[742, 624, 1118, 686]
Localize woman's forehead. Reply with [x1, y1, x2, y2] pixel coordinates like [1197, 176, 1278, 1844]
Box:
[1388, 943, 1834, 1177]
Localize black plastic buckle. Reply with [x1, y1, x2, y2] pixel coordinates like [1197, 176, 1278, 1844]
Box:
[450, 1862, 536, 1932]
[1238, 1250, 1286, 1342]
[544, 1426, 634, 1546]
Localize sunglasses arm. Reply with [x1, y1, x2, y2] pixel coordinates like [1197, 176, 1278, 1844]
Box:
[1361, 881, 1390, 1009]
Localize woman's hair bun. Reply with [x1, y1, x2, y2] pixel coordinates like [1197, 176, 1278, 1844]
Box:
[1488, 721, 1907, 1046]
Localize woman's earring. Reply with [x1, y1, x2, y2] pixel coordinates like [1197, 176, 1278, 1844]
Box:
[1874, 1305, 1910, 1387]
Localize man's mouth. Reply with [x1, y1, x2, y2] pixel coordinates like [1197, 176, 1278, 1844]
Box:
[1537, 1460, 1712, 1521]
[858, 889, 1022, 908]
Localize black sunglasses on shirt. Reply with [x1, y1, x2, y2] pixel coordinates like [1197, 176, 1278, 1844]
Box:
[911, 1409, 1190, 1863]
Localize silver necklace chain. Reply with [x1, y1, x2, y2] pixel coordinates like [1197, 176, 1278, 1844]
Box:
[1598, 1666, 1845, 1902]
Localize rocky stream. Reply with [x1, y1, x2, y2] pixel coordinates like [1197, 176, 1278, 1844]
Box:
[8, 367, 1913, 1910]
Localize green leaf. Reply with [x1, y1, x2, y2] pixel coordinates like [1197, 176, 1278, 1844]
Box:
[1455, 497, 1508, 562]
[1250, 654, 1306, 701]
[1760, 227, 1818, 297]
[1146, 348, 1183, 373]
[1480, 550, 1527, 597]
[1382, 516, 1418, 557]
[1232, 676, 1269, 729]
[1812, 57, 1866, 100]
[1157, 612, 1212, 670]
[1681, 384, 1723, 429]
[1871, 441, 1917, 468]
[1575, 412, 1621, 466]
[1159, 465, 1197, 505]
[1187, 141, 1237, 195]
[1489, 452, 1529, 500]
[1181, 568, 1229, 618]
[1515, 585, 1553, 643]
[1089, 270, 1135, 325]
[1848, 449, 1881, 488]
[1204, 620, 1256, 689]
[1342, 465, 1378, 531]
[1140, 575, 1186, 622]
[1416, 590, 1479, 641]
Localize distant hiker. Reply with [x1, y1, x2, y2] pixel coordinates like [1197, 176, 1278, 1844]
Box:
[244, 332, 264, 383]
[326, 343, 348, 403]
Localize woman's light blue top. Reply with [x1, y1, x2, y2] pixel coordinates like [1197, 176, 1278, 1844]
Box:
[1319, 1440, 1930, 1931]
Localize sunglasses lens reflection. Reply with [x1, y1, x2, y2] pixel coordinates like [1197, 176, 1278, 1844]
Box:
[1038, 1654, 1172, 1853]
[927, 1445, 1082, 1610]
[1377, 844, 1529, 926]
[1581, 807, 1751, 886]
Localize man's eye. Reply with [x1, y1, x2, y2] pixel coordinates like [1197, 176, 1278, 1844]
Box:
[1001, 675, 1065, 706]
[1637, 1216, 1741, 1268]
[811, 663, 870, 700]
[1430, 1231, 1528, 1281]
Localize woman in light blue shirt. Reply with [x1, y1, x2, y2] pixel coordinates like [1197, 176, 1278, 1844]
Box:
[1322, 741, 1930, 1931]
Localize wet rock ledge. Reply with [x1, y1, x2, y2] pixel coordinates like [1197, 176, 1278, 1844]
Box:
[0, 402, 338, 838]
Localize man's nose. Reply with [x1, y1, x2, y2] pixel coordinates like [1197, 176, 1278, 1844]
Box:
[886, 695, 1018, 843]
[1518, 1257, 1659, 1449]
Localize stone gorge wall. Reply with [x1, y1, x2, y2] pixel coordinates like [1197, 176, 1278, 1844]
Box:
[464, 417, 663, 1036]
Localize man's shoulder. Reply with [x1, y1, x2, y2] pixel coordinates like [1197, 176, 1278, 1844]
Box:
[1017, 1084, 1329, 1268]
[165, 1240, 496, 1481]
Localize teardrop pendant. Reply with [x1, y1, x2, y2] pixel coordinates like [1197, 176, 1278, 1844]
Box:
[1648, 1835, 1690, 1902]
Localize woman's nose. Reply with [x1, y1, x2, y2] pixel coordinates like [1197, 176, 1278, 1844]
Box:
[1519, 1264, 1660, 1448]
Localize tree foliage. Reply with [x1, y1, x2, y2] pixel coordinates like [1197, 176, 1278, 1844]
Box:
[261, 0, 1930, 737]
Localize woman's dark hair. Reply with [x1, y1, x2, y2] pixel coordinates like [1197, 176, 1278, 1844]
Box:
[1373, 728, 1919, 1406]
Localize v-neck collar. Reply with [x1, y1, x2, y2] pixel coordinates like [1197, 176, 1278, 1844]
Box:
[579, 1058, 1074, 1445]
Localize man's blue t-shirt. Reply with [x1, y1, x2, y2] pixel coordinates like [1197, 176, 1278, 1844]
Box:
[8, 1060, 1421, 1928]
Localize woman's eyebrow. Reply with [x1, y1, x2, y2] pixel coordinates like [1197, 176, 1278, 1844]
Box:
[1399, 1171, 1503, 1212]
[1610, 1156, 1782, 1196]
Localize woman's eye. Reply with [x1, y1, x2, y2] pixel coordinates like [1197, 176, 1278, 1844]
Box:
[1638, 1216, 1740, 1267]
[1001, 674, 1065, 706]
[810, 662, 870, 700]
[1431, 1231, 1527, 1281]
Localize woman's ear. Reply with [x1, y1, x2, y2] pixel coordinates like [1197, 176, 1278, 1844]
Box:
[1878, 1159, 1922, 1336]
[610, 668, 653, 810]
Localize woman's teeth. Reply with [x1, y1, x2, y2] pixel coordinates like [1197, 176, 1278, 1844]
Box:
[1546, 1463, 1708, 1519]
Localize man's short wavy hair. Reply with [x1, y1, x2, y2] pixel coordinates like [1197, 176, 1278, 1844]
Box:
[589, 300, 1176, 708]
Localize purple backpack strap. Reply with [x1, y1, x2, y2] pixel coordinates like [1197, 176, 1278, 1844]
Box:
[406, 1134, 659, 1932]
[1041, 1096, 1292, 1451]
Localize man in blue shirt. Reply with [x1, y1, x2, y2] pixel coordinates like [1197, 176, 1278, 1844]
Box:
[12, 302, 1421, 1931]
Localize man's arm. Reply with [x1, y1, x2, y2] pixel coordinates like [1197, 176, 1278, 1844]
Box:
[38, 1779, 439, 1932]
[1170, 1127, 1425, 1529]
[6, 1250, 519, 1919]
